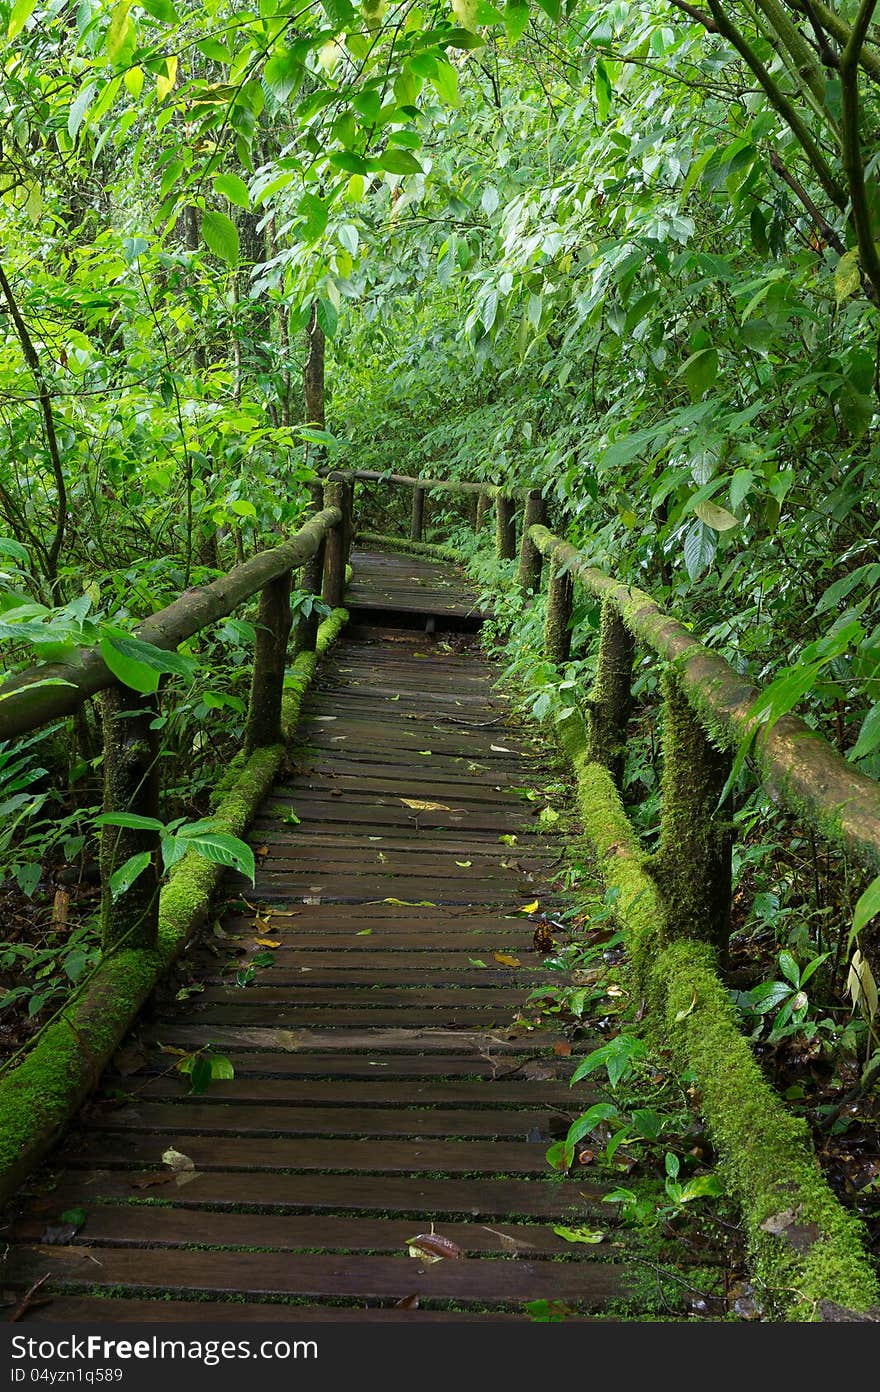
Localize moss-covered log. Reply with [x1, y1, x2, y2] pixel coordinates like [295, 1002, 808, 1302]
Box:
[0, 507, 342, 741]
[552, 703, 879, 1319]
[530, 524, 880, 881]
[327, 467, 517, 497]
[0, 608, 348, 1209]
[355, 531, 463, 564]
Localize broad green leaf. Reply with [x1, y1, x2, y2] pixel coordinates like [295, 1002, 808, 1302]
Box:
[109, 851, 152, 900]
[202, 209, 240, 264]
[850, 703, 880, 761]
[103, 632, 196, 680]
[680, 347, 718, 398]
[683, 520, 717, 580]
[378, 149, 423, 176]
[181, 831, 255, 882]
[834, 249, 860, 305]
[504, 0, 529, 43]
[7, 0, 38, 40]
[105, 2, 133, 61]
[853, 874, 880, 937]
[296, 193, 328, 242]
[68, 83, 97, 140]
[316, 298, 338, 338]
[140, 0, 180, 20]
[100, 634, 160, 694]
[594, 59, 612, 123]
[213, 173, 251, 209]
[96, 812, 165, 832]
[694, 499, 739, 532]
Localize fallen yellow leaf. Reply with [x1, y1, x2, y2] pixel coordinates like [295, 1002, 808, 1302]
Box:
[518, 900, 540, 914]
[494, 952, 522, 968]
[254, 938, 281, 949]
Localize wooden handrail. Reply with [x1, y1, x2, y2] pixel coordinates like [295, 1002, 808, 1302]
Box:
[529, 524, 880, 877]
[0, 506, 342, 742]
[332, 467, 530, 498]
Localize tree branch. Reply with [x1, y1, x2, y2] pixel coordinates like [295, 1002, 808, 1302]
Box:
[839, 0, 880, 302]
[768, 145, 847, 255]
[702, 0, 847, 209]
[0, 255, 67, 593]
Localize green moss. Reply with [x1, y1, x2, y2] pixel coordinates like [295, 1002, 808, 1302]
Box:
[0, 607, 349, 1207]
[356, 530, 463, 563]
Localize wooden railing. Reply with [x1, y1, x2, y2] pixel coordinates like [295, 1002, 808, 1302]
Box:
[349, 470, 880, 967]
[0, 473, 354, 956]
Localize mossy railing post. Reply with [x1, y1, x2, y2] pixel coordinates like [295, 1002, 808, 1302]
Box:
[244, 570, 293, 754]
[650, 673, 734, 955]
[517, 489, 546, 594]
[587, 597, 635, 788]
[99, 686, 161, 953]
[322, 474, 347, 609]
[411, 484, 426, 542]
[296, 483, 326, 653]
[476, 490, 490, 534]
[467, 492, 479, 530]
[495, 492, 516, 561]
[544, 555, 573, 664]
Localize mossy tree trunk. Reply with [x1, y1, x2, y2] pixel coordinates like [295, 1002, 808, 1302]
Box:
[650, 673, 734, 955]
[99, 686, 161, 953]
[587, 598, 635, 788]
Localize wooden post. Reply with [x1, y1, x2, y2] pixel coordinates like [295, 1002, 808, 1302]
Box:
[517, 489, 547, 594]
[650, 673, 734, 955]
[468, 493, 479, 529]
[322, 475, 347, 609]
[476, 491, 490, 533]
[245, 571, 293, 753]
[411, 485, 426, 542]
[296, 484, 327, 653]
[99, 687, 161, 953]
[544, 556, 573, 664]
[495, 493, 516, 560]
[587, 598, 635, 788]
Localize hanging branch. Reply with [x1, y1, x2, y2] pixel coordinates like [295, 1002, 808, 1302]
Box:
[840, 0, 880, 304]
[699, 0, 848, 210]
[0, 256, 67, 594]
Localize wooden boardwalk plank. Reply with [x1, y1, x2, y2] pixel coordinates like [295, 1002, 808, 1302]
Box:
[2, 550, 638, 1324]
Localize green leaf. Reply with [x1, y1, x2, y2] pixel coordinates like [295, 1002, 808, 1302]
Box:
[202, 209, 240, 264]
[378, 149, 423, 176]
[834, 249, 860, 305]
[102, 632, 196, 682]
[140, 0, 180, 20]
[109, 851, 151, 900]
[263, 50, 304, 105]
[552, 1226, 605, 1244]
[693, 499, 739, 532]
[296, 193, 328, 242]
[316, 299, 338, 338]
[7, 0, 38, 41]
[594, 59, 612, 123]
[853, 873, 880, 937]
[180, 831, 255, 882]
[100, 634, 160, 694]
[68, 83, 97, 140]
[683, 520, 717, 580]
[430, 61, 459, 107]
[504, 0, 529, 43]
[213, 173, 251, 209]
[850, 703, 880, 761]
[96, 812, 165, 832]
[534, 0, 561, 17]
[680, 347, 718, 398]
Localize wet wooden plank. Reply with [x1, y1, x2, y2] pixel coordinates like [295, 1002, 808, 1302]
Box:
[135, 1078, 578, 1106]
[61, 1134, 564, 1174]
[86, 1102, 568, 1139]
[18, 1296, 539, 1322]
[12, 1208, 586, 1257]
[37, 1170, 597, 1217]
[0, 1246, 626, 1305]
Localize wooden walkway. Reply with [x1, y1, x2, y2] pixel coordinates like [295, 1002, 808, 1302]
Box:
[2, 549, 630, 1322]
